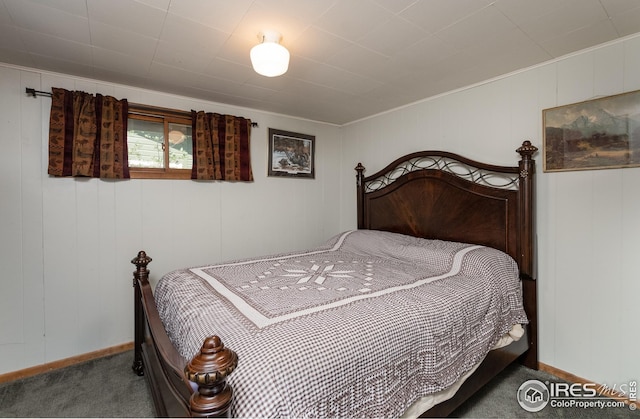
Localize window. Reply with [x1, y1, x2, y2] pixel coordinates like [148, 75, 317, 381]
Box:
[127, 104, 193, 179]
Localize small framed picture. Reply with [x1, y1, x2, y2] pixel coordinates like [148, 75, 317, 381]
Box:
[268, 128, 315, 178]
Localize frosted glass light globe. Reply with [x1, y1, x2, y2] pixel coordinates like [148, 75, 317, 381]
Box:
[250, 31, 290, 77]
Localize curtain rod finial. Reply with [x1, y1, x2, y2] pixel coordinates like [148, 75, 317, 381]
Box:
[25, 87, 52, 98]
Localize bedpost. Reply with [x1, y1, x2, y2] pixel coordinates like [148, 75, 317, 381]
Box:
[185, 336, 238, 418]
[131, 250, 152, 376]
[516, 140, 539, 370]
[355, 163, 365, 229]
[516, 140, 537, 279]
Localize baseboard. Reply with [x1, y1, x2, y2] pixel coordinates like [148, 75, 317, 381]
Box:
[539, 362, 635, 406]
[0, 342, 134, 384]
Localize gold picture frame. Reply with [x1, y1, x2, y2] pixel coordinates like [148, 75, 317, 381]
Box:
[543, 89, 640, 172]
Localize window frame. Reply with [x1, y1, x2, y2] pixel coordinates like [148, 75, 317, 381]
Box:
[127, 104, 193, 180]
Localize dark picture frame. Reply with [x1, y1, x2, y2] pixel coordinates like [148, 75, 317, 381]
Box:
[267, 128, 315, 178]
[543, 89, 640, 172]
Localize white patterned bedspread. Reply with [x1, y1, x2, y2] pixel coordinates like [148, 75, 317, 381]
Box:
[155, 230, 528, 418]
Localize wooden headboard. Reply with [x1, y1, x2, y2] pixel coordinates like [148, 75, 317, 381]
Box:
[355, 141, 538, 369]
[356, 141, 537, 280]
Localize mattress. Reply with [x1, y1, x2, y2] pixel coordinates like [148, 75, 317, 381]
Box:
[155, 229, 528, 418]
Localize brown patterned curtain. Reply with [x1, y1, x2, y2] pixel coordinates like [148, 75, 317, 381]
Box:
[48, 87, 129, 178]
[191, 111, 253, 181]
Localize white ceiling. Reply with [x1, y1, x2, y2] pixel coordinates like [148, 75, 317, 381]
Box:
[1, 0, 640, 125]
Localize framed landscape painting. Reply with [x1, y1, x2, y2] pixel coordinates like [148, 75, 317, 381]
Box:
[543, 89, 640, 172]
[267, 128, 315, 178]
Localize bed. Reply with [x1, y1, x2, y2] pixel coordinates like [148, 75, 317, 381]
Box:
[130, 140, 538, 418]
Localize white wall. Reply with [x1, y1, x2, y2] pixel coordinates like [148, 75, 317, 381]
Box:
[0, 64, 343, 374]
[340, 34, 640, 389]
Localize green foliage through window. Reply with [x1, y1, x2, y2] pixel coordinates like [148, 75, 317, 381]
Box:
[127, 105, 193, 178]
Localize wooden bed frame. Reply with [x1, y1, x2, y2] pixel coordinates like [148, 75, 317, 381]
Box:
[131, 140, 538, 417]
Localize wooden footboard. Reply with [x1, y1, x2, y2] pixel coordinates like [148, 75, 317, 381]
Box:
[131, 251, 237, 417]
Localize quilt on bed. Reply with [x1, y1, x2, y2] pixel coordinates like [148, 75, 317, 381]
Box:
[155, 229, 528, 418]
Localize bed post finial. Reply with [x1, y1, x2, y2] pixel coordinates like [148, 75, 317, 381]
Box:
[186, 336, 238, 418]
[516, 141, 537, 162]
[355, 162, 365, 180]
[132, 250, 152, 286]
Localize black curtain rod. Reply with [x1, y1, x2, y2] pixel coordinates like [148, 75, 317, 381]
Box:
[25, 87, 52, 98]
[24, 87, 259, 127]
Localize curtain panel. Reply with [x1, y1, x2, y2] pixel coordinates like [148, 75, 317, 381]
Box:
[191, 111, 254, 181]
[48, 87, 129, 178]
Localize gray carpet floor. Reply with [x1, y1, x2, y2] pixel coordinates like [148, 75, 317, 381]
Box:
[0, 351, 154, 418]
[0, 351, 637, 418]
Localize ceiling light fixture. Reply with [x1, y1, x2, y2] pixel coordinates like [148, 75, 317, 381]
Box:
[250, 30, 290, 77]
